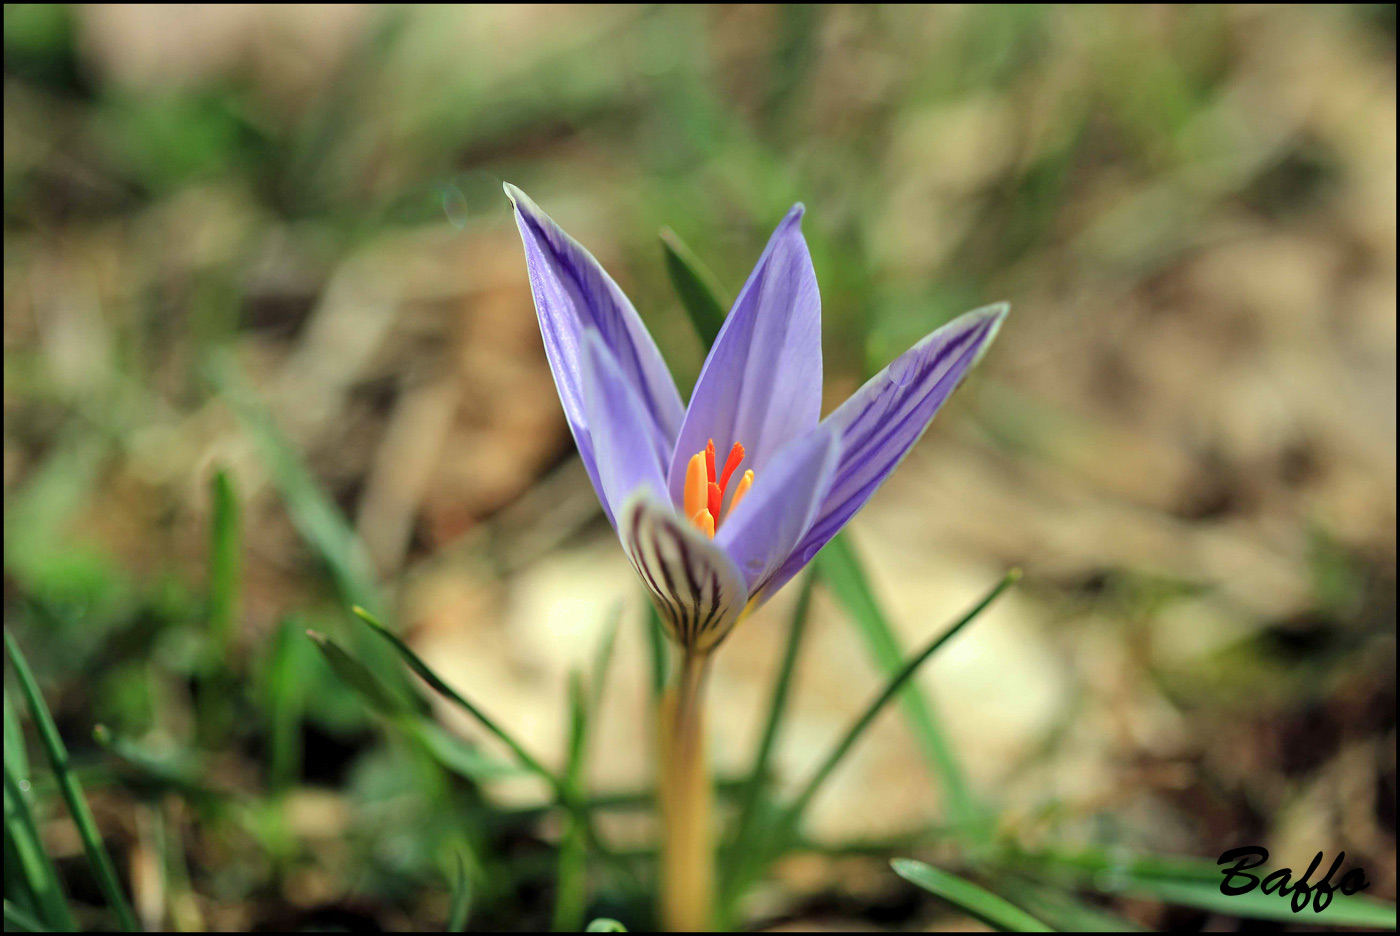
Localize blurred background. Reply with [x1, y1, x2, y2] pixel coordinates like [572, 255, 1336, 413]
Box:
[4, 4, 1395, 931]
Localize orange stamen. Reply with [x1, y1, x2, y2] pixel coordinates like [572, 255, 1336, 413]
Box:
[684, 453, 708, 520]
[719, 443, 745, 491]
[684, 441, 754, 535]
[691, 508, 715, 539]
[728, 470, 754, 515]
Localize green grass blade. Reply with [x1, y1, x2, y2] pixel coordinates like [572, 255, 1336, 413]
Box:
[589, 602, 623, 715]
[585, 919, 627, 932]
[405, 721, 525, 783]
[308, 630, 410, 717]
[1009, 845, 1225, 883]
[999, 876, 1145, 932]
[5, 630, 139, 931]
[1112, 874, 1395, 928]
[207, 468, 241, 656]
[718, 572, 1015, 908]
[5, 763, 75, 931]
[447, 851, 472, 932]
[264, 619, 311, 792]
[780, 570, 1018, 840]
[643, 600, 668, 700]
[553, 604, 625, 929]
[4, 899, 48, 933]
[312, 630, 521, 782]
[211, 355, 417, 708]
[660, 227, 728, 350]
[91, 725, 226, 810]
[552, 673, 590, 932]
[722, 571, 815, 906]
[1016, 846, 1396, 928]
[816, 534, 985, 838]
[209, 354, 382, 616]
[892, 858, 1053, 932]
[351, 606, 561, 794]
[353, 609, 646, 894]
[5, 686, 30, 782]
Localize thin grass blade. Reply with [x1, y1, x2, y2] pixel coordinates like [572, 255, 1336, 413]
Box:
[589, 601, 623, 714]
[721, 571, 815, 910]
[660, 227, 727, 350]
[892, 858, 1053, 932]
[4, 899, 48, 933]
[816, 534, 985, 838]
[552, 673, 590, 932]
[311, 630, 521, 781]
[1017, 846, 1396, 928]
[352, 611, 647, 893]
[721, 572, 1015, 907]
[5, 686, 29, 781]
[779, 570, 1017, 843]
[210, 355, 417, 706]
[405, 721, 525, 783]
[447, 851, 472, 932]
[265, 618, 311, 792]
[1111, 873, 1394, 928]
[5, 630, 139, 931]
[207, 468, 241, 656]
[351, 606, 560, 793]
[209, 353, 381, 616]
[5, 763, 75, 931]
[308, 630, 410, 717]
[91, 726, 225, 810]
[643, 601, 667, 701]
[999, 876, 1145, 932]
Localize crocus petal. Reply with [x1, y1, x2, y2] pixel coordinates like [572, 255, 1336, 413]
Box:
[715, 424, 839, 594]
[668, 205, 822, 505]
[505, 184, 685, 487]
[763, 303, 1008, 595]
[620, 494, 749, 653]
[579, 330, 670, 524]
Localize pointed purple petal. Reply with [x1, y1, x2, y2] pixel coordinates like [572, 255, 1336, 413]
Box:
[620, 494, 749, 653]
[667, 205, 822, 504]
[579, 331, 670, 526]
[762, 303, 1008, 597]
[715, 425, 839, 594]
[505, 184, 684, 487]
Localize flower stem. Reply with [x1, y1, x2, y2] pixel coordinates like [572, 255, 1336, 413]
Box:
[659, 650, 713, 931]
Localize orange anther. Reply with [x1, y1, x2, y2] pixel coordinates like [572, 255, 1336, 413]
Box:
[728, 470, 754, 515]
[684, 453, 708, 520]
[691, 508, 715, 539]
[704, 439, 716, 483]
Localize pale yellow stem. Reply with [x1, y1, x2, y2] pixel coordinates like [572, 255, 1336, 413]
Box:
[658, 651, 714, 931]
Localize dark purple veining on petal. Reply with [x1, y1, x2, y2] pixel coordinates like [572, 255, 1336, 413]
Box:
[667, 205, 822, 504]
[758, 305, 1006, 598]
[507, 186, 683, 481]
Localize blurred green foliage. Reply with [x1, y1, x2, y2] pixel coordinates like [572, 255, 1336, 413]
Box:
[4, 4, 1395, 931]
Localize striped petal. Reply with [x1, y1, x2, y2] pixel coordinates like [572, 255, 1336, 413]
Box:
[620, 495, 749, 654]
[715, 424, 839, 595]
[763, 304, 1008, 595]
[506, 184, 684, 521]
[579, 330, 670, 525]
[667, 205, 822, 505]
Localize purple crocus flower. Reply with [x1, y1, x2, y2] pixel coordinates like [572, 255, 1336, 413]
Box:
[506, 184, 1006, 654]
